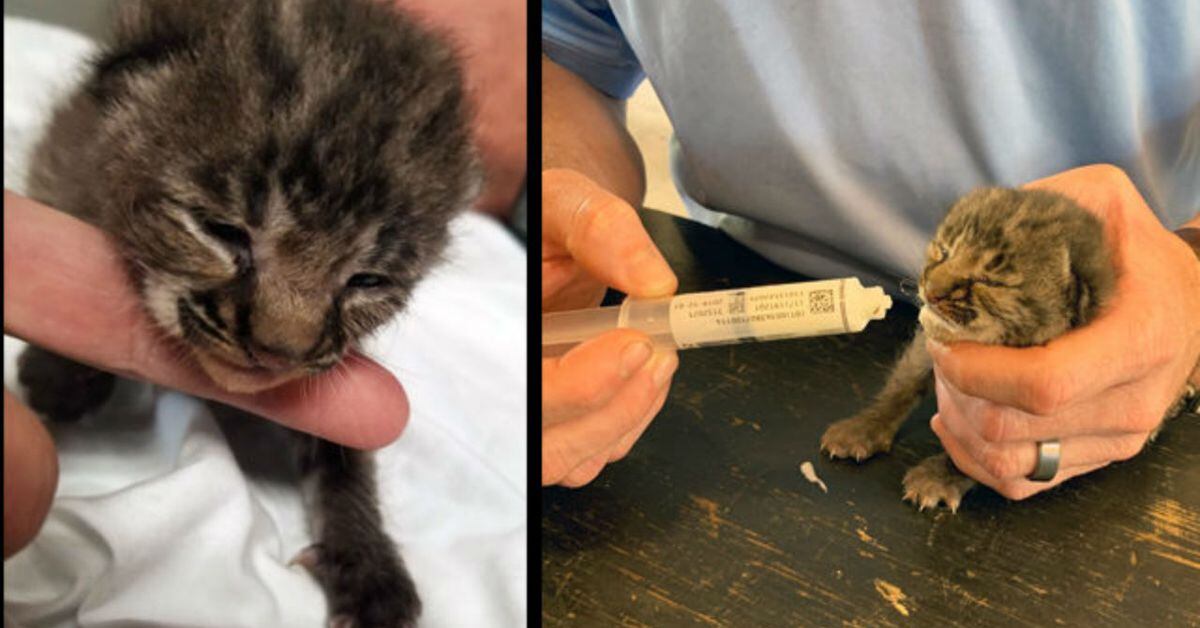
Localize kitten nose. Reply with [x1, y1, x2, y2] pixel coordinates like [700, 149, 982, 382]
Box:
[922, 267, 969, 304]
[249, 285, 326, 366]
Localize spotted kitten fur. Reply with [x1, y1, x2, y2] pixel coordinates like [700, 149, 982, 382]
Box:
[821, 188, 1188, 511]
[19, 1, 476, 625]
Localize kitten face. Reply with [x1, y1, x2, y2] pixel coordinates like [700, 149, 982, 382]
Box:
[132, 188, 413, 392]
[83, 0, 478, 392]
[917, 188, 1114, 347]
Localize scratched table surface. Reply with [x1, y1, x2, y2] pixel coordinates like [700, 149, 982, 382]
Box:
[542, 208, 1200, 627]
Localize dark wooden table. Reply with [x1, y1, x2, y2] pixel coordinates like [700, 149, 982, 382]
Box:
[542, 209, 1200, 627]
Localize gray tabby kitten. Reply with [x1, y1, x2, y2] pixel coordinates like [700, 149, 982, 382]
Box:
[18, 0, 476, 625]
[821, 188, 1189, 512]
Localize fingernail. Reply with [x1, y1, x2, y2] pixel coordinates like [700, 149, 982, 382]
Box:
[620, 341, 653, 379]
[927, 339, 947, 358]
[650, 352, 678, 386]
[628, 247, 676, 296]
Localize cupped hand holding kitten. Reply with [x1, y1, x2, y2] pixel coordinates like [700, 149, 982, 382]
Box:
[542, 169, 680, 487]
[928, 164, 1200, 500]
[3, 191, 409, 555]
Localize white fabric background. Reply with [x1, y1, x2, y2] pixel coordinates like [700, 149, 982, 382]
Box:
[3, 17, 527, 628]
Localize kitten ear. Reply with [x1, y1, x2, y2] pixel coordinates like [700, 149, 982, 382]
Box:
[90, 1, 227, 107]
[1064, 245, 1103, 328]
[1068, 267, 1092, 328]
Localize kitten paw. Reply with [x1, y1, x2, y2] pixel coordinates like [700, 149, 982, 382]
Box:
[902, 453, 976, 513]
[288, 544, 323, 570]
[292, 542, 420, 628]
[820, 416, 895, 461]
[18, 346, 115, 421]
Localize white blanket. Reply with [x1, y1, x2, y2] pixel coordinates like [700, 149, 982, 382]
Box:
[3, 17, 527, 628]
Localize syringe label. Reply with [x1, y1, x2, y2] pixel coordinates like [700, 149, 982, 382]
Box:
[668, 280, 849, 348]
[809, 289, 835, 314]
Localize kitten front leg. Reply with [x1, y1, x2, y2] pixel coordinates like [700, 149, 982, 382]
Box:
[902, 452, 976, 512]
[18, 345, 116, 422]
[821, 329, 933, 461]
[296, 437, 420, 628]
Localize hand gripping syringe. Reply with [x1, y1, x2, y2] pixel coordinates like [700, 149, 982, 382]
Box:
[542, 277, 893, 357]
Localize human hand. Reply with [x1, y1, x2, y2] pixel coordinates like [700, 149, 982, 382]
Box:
[4, 389, 58, 558]
[927, 164, 1200, 499]
[542, 168, 679, 486]
[4, 191, 410, 450]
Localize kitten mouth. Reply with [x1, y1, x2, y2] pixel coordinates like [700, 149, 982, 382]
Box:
[192, 350, 305, 394]
[177, 300, 323, 392]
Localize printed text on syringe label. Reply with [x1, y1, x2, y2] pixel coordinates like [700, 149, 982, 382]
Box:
[668, 280, 850, 349]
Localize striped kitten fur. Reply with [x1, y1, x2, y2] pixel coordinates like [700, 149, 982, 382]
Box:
[19, 1, 478, 625]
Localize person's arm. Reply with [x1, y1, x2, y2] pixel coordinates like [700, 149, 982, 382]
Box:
[542, 54, 645, 207]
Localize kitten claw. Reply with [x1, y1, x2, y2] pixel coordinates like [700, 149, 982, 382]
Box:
[902, 454, 976, 513]
[820, 415, 895, 462]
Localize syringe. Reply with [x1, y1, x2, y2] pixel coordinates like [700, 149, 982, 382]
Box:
[542, 277, 893, 357]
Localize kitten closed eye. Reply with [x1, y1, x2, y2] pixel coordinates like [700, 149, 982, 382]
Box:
[973, 277, 1013, 288]
[346, 273, 392, 289]
[202, 220, 251, 248]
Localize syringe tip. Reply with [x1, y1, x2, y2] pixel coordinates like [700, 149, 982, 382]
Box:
[865, 287, 892, 321]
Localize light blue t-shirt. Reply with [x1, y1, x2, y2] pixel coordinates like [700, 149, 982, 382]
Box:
[543, 0, 1200, 292]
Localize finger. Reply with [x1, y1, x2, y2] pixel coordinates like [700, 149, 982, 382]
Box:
[542, 169, 677, 298]
[992, 463, 1110, 502]
[936, 408, 1148, 481]
[933, 379, 1142, 480]
[610, 376, 673, 462]
[3, 192, 407, 450]
[932, 365, 1169, 443]
[542, 352, 678, 485]
[559, 453, 608, 488]
[541, 257, 607, 312]
[542, 329, 655, 423]
[4, 390, 59, 558]
[237, 353, 409, 450]
[559, 361, 675, 491]
[932, 414, 1110, 499]
[933, 413, 1039, 497]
